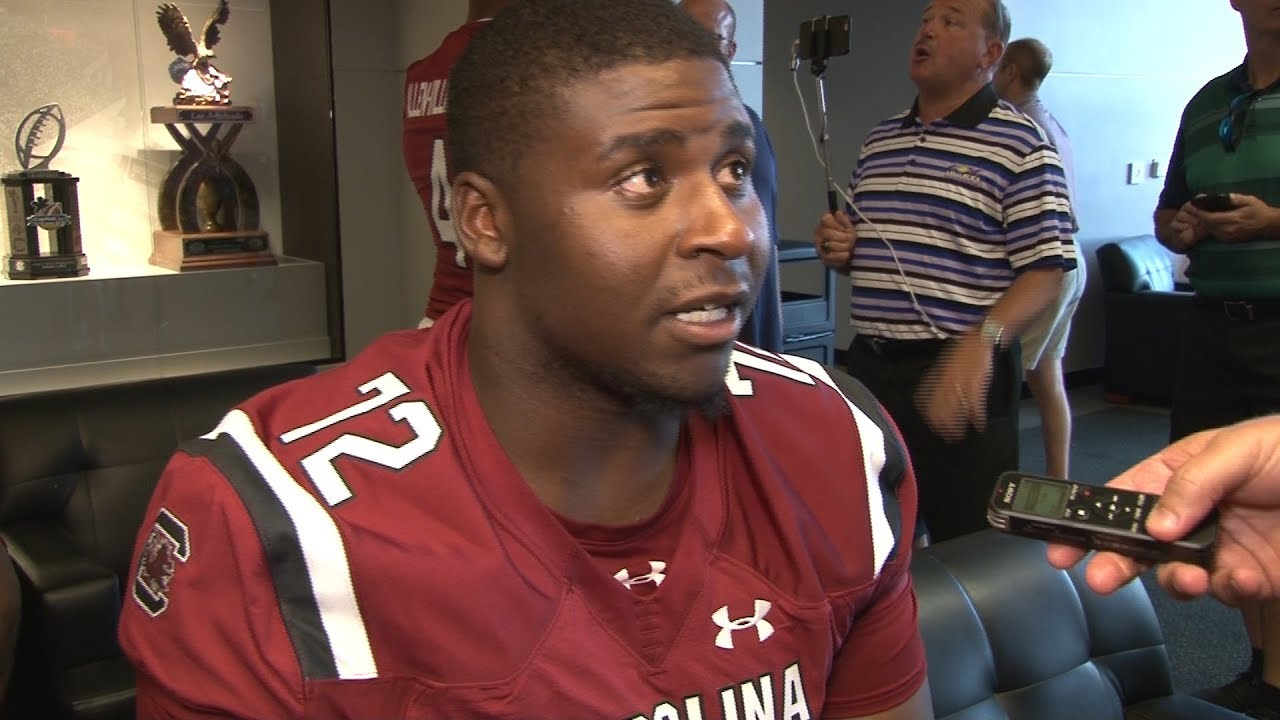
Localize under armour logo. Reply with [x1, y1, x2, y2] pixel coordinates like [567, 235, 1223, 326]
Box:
[614, 561, 667, 590]
[712, 599, 774, 649]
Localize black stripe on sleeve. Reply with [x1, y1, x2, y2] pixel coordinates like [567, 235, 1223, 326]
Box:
[823, 367, 907, 549]
[183, 435, 342, 680]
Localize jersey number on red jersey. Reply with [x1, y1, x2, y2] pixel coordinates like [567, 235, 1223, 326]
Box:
[430, 138, 466, 268]
[276, 353, 812, 508]
[279, 373, 442, 506]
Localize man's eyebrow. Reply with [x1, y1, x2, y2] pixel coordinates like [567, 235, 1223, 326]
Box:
[724, 120, 754, 149]
[596, 118, 756, 163]
[597, 129, 688, 163]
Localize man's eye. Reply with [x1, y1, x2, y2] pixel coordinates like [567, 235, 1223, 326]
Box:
[618, 167, 664, 196]
[717, 160, 750, 189]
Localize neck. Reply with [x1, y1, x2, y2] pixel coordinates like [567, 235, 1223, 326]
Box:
[1246, 33, 1280, 88]
[916, 78, 986, 124]
[468, 318, 684, 526]
[1004, 86, 1036, 108]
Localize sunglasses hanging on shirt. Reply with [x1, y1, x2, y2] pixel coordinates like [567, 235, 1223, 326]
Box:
[1219, 90, 1261, 153]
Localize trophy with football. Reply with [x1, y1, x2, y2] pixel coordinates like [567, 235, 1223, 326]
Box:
[2, 103, 90, 280]
[148, 0, 275, 271]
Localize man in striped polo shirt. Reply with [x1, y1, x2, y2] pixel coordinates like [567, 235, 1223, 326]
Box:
[1155, 0, 1280, 715]
[815, 0, 1076, 544]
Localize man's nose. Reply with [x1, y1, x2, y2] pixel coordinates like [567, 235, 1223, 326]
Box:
[679, 179, 753, 260]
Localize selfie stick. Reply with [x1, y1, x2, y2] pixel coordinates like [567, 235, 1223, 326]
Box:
[812, 62, 839, 215]
[803, 18, 841, 217]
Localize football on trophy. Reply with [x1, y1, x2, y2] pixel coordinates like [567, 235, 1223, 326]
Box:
[14, 103, 67, 171]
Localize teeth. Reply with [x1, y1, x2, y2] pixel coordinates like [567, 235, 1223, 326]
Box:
[676, 305, 730, 323]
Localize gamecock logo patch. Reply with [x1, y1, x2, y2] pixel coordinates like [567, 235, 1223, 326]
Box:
[132, 508, 191, 617]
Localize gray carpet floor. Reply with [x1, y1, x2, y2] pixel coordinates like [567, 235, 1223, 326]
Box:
[1018, 402, 1250, 694]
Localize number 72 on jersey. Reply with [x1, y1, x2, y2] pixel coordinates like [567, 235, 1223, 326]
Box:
[276, 351, 819, 507]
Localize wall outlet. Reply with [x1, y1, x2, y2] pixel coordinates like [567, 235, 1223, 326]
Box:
[1149, 160, 1163, 178]
[1127, 162, 1145, 185]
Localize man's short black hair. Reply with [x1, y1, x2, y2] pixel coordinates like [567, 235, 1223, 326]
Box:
[1004, 38, 1053, 88]
[447, 0, 730, 190]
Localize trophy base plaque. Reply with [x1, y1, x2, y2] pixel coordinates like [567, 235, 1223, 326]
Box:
[150, 230, 276, 272]
[3, 253, 90, 280]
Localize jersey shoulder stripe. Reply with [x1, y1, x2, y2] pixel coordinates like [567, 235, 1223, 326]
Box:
[187, 409, 378, 681]
[776, 354, 907, 576]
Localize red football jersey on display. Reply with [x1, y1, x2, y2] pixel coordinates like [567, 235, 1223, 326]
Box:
[403, 22, 486, 322]
[119, 301, 926, 720]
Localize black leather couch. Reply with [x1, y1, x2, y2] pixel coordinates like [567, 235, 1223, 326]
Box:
[0, 366, 1246, 720]
[916, 529, 1245, 719]
[1095, 235, 1194, 405]
[0, 364, 315, 720]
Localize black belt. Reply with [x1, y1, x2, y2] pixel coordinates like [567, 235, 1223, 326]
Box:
[853, 335, 948, 358]
[1195, 295, 1280, 321]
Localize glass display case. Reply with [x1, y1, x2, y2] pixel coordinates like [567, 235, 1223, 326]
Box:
[0, 0, 337, 396]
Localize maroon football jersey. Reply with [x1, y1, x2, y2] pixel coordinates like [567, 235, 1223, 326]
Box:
[119, 301, 926, 720]
[403, 22, 486, 322]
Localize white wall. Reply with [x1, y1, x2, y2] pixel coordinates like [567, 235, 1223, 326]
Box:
[764, 0, 1246, 371]
[725, 0, 766, 112]
[1003, 0, 1244, 371]
[330, 0, 426, 355]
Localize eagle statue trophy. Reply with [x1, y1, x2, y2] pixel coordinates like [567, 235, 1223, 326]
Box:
[156, 0, 233, 106]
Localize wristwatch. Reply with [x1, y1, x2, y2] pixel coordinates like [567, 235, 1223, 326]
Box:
[978, 316, 1006, 349]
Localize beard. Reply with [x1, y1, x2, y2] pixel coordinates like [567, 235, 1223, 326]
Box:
[559, 352, 731, 421]
[532, 328, 731, 421]
[518, 299, 735, 421]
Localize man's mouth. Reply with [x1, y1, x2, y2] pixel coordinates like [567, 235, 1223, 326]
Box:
[675, 305, 731, 323]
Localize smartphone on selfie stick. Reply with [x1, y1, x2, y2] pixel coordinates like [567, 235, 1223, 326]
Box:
[795, 15, 851, 215]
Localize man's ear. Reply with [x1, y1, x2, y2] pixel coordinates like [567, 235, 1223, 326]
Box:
[452, 171, 509, 271]
[1005, 62, 1021, 85]
[982, 41, 1006, 73]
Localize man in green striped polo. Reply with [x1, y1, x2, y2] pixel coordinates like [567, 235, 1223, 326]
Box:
[1154, 1, 1280, 716]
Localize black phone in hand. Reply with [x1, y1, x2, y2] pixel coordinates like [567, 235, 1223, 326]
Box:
[1190, 193, 1236, 212]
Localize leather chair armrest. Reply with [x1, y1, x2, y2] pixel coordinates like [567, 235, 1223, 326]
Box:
[4, 524, 114, 595]
[62, 658, 136, 720]
[1136, 290, 1194, 302]
[1125, 695, 1250, 719]
[3, 523, 122, 672]
[1102, 290, 1193, 403]
[0, 551, 17, 710]
[1110, 290, 1194, 307]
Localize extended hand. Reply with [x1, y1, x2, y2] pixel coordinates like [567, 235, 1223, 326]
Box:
[916, 335, 994, 442]
[1047, 415, 1280, 604]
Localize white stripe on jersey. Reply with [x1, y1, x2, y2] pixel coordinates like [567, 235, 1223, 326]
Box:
[204, 410, 379, 680]
[783, 356, 897, 577]
[733, 350, 818, 386]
